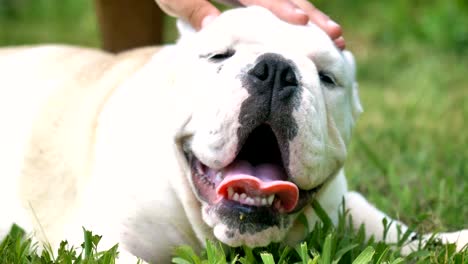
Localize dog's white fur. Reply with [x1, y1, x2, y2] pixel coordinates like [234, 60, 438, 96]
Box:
[0, 7, 466, 263]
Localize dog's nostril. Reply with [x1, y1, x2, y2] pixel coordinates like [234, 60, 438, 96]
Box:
[251, 61, 269, 81]
[283, 68, 298, 86]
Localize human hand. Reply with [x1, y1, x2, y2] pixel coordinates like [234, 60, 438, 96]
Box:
[155, 0, 345, 49]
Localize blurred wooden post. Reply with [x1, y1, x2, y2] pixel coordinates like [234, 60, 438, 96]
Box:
[94, 0, 164, 53]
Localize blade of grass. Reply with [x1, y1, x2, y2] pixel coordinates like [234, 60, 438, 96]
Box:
[311, 200, 333, 231]
[260, 252, 275, 264]
[321, 233, 333, 264]
[352, 246, 375, 264]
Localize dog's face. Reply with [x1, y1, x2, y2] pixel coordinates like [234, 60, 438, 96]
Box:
[171, 7, 362, 247]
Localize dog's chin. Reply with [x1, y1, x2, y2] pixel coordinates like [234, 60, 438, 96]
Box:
[203, 201, 290, 247]
[181, 124, 326, 246]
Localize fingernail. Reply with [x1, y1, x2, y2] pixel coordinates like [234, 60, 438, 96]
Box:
[294, 8, 307, 16]
[327, 20, 340, 29]
[201, 15, 217, 28]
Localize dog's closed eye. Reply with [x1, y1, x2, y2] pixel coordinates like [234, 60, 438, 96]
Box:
[318, 71, 337, 86]
[207, 49, 236, 62]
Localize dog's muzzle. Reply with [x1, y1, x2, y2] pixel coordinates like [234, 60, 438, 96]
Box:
[182, 53, 325, 216]
[247, 53, 299, 103]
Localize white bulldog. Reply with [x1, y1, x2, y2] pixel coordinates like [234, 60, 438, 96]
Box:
[0, 6, 466, 263]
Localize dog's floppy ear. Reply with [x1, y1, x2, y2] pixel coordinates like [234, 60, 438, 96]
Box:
[343, 51, 363, 120]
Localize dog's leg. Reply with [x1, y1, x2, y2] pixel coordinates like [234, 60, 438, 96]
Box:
[344, 192, 409, 244]
[344, 191, 468, 253]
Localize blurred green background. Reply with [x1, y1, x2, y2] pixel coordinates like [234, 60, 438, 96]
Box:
[0, 0, 466, 231]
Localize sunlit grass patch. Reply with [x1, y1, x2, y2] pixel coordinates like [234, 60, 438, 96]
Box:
[0, 225, 120, 264]
[2, 203, 466, 263]
[172, 202, 467, 263]
[0, 0, 99, 47]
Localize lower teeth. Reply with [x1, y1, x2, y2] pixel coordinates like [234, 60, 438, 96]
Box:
[227, 187, 274, 206]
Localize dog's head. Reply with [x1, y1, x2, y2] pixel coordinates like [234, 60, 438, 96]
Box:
[172, 7, 362, 247]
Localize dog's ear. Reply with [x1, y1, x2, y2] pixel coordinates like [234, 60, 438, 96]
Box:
[343, 51, 363, 120]
[343, 51, 356, 77]
[176, 19, 197, 38]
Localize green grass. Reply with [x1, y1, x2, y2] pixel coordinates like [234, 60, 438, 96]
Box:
[2, 203, 466, 263]
[322, 1, 468, 232]
[1, 0, 467, 263]
[0, 225, 120, 264]
[0, 0, 99, 47]
[172, 201, 467, 264]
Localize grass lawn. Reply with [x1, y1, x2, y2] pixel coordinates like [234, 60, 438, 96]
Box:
[0, 0, 467, 263]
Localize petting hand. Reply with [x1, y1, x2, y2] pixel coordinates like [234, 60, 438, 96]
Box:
[155, 0, 345, 49]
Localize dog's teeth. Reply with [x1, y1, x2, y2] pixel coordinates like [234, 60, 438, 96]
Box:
[240, 193, 247, 200]
[267, 195, 274, 205]
[227, 187, 234, 199]
[230, 192, 276, 207]
[254, 197, 262, 205]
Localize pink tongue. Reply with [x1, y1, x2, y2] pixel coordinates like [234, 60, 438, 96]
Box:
[216, 161, 299, 212]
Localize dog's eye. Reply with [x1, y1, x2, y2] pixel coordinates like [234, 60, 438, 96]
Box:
[209, 49, 235, 62]
[319, 71, 337, 86]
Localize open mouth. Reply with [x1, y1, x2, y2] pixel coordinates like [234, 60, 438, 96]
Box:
[184, 124, 319, 215]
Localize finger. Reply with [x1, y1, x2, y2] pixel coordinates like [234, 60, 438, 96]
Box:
[238, 0, 309, 25]
[290, 0, 343, 40]
[214, 0, 243, 7]
[156, 0, 221, 30]
[334, 36, 346, 50]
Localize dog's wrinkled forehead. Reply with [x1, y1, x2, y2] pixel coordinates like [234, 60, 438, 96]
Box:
[177, 7, 344, 70]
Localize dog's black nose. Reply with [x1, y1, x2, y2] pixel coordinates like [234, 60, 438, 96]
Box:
[248, 53, 299, 101]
